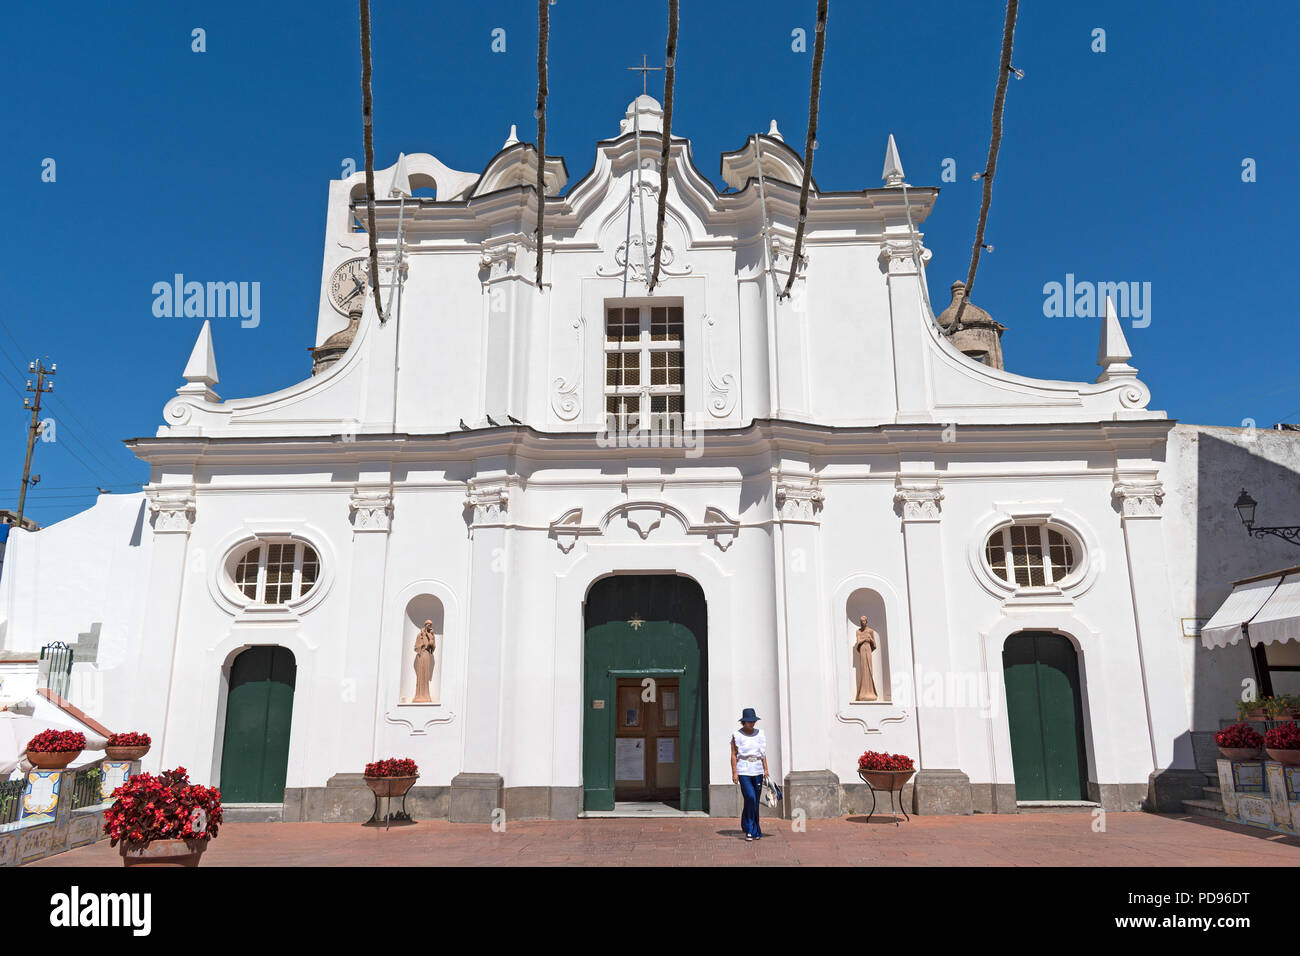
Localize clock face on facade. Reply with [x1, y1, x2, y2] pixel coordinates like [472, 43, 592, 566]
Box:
[328, 257, 370, 315]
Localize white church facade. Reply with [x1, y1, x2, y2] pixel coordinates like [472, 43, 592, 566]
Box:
[1, 96, 1222, 820]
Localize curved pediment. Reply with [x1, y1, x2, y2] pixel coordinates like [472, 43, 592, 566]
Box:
[471, 142, 568, 198]
[719, 130, 814, 192]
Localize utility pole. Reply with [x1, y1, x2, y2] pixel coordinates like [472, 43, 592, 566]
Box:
[16, 360, 55, 527]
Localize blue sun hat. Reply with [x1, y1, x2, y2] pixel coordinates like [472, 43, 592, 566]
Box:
[739, 707, 760, 724]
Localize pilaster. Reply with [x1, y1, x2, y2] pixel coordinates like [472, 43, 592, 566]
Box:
[772, 473, 841, 817]
[137, 487, 196, 770]
[894, 476, 973, 814]
[1113, 474, 1194, 771]
[451, 475, 516, 821]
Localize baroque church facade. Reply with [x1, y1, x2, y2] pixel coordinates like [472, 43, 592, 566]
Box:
[2, 96, 1204, 820]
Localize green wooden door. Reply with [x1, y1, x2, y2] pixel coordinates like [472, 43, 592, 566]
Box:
[583, 575, 707, 812]
[1002, 632, 1089, 801]
[219, 646, 296, 804]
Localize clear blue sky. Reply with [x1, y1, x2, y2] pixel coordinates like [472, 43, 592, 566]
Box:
[3, 0, 1296, 526]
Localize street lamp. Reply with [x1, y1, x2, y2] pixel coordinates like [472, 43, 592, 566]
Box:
[1235, 488, 1300, 546]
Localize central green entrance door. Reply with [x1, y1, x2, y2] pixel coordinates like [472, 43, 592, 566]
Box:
[219, 645, 296, 804]
[583, 575, 707, 812]
[1002, 632, 1089, 801]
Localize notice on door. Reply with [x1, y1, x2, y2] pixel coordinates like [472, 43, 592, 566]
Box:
[615, 738, 645, 781]
[657, 737, 675, 764]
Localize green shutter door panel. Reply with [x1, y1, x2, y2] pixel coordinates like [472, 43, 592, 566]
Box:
[1033, 633, 1088, 800]
[1003, 633, 1088, 802]
[1003, 637, 1048, 800]
[219, 646, 297, 804]
[582, 576, 708, 812]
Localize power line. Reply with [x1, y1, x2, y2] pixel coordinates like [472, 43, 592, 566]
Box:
[953, 0, 1020, 328]
[359, 0, 384, 321]
[0, 314, 137, 483]
[534, 0, 550, 289]
[780, 0, 828, 301]
[647, 0, 680, 294]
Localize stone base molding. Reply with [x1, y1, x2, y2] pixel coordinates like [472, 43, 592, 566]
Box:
[782, 769, 843, 819]
[449, 772, 505, 823]
[911, 768, 974, 815]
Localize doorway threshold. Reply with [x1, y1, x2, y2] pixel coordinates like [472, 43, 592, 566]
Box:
[1016, 800, 1101, 812]
[580, 801, 709, 819]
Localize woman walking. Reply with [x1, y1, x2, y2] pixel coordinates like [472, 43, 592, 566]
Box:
[730, 707, 769, 841]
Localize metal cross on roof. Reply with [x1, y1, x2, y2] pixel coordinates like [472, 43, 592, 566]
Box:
[627, 54, 661, 95]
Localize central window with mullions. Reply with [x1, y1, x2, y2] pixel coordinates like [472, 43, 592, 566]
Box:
[605, 302, 684, 430]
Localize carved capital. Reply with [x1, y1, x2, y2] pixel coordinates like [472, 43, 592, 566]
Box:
[1113, 478, 1164, 518]
[465, 482, 511, 525]
[146, 490, 196, 534]
[894, 481, 943, 522]
[775, 478, 824, 523]
[349, 489, 393, 532]
[878, 239, 930, 275]
[770, 235, 809, 279]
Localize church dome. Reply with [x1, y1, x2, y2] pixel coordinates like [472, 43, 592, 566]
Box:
[936, 281, 997, 330]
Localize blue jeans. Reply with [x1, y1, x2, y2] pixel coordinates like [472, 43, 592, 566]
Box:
[739, 774, 763, 837]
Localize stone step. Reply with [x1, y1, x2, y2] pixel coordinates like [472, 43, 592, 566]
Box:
[1180, 798, 1226, 821]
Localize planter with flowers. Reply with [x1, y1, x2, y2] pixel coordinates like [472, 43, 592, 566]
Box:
[856, 751, 915, 825]
[25, 730, 86, 770]
[103, 766, 222, 867]
[104, 731, 151, 762]
[857, 750, 916, 791]
[363, 757, 419, 827]
[1264, 722, 1300, 766]
[1215, 723, 1264, 761]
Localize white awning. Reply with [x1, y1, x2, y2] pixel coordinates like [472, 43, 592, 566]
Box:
[1249, 573, 1300, 647]
[1201, 576, 1282, 649]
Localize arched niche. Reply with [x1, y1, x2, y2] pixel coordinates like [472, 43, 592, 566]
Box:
[399, 594, 445, 704]
[846, 588, 890, 702]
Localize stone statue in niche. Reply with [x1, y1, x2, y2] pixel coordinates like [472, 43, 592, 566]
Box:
[853, 615, 879, 702]
[413, 620, 436, 703]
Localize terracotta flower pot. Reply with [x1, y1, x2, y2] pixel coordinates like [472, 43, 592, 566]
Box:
[857, 768, 916, 792]
[1265, 748, 1300, 767]
[120, 838, 208, 867]
[27, 750, 82, 770]
[363, 775, 418, 798]
[1217, 746, 1263, 761]
[105, 745, 150, 761]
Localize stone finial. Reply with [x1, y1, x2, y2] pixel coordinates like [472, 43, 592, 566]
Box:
[388, 152, 412, 198]
[767, 119, 783, 142]
[179, 320, 219, 401]
[882, 133, 905, 187]
[503, 124, 520, 147]
[1096, 295, 1137, 382]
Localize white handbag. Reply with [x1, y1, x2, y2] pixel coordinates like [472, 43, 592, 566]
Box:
[761, 775, 782, 807]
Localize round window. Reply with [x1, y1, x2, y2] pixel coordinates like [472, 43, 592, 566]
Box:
[231, 541, 320, 605]
[984, 524, 1078, 588]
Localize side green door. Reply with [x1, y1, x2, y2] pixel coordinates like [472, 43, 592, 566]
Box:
[1002, 632, 1089, 801]
[583, 575, 708, 812]
[219, 646, 296, 804]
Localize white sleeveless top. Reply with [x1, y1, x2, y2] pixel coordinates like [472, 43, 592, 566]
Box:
[732, 728, 766, 776]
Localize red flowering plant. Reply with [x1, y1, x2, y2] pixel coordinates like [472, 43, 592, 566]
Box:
[26, 729, 86, 753]
[1215, 723, 1264, 749]
[1265, 722, 1300, 750]
[106, 732, 151, 747]
[364, 758, 419, 778]
[857, 751, 915, 772]
[102, 767, 222, 848]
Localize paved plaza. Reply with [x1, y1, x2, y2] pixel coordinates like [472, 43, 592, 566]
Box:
[30, 811, 1300, 866]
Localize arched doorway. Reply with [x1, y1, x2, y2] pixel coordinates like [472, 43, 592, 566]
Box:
[219, 645, 296, 804]
[1002, 632, 1089, 801]
[582, 575, 707, 812]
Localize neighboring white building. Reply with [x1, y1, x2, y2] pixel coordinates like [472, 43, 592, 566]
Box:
[3, 96, 1283, 820]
